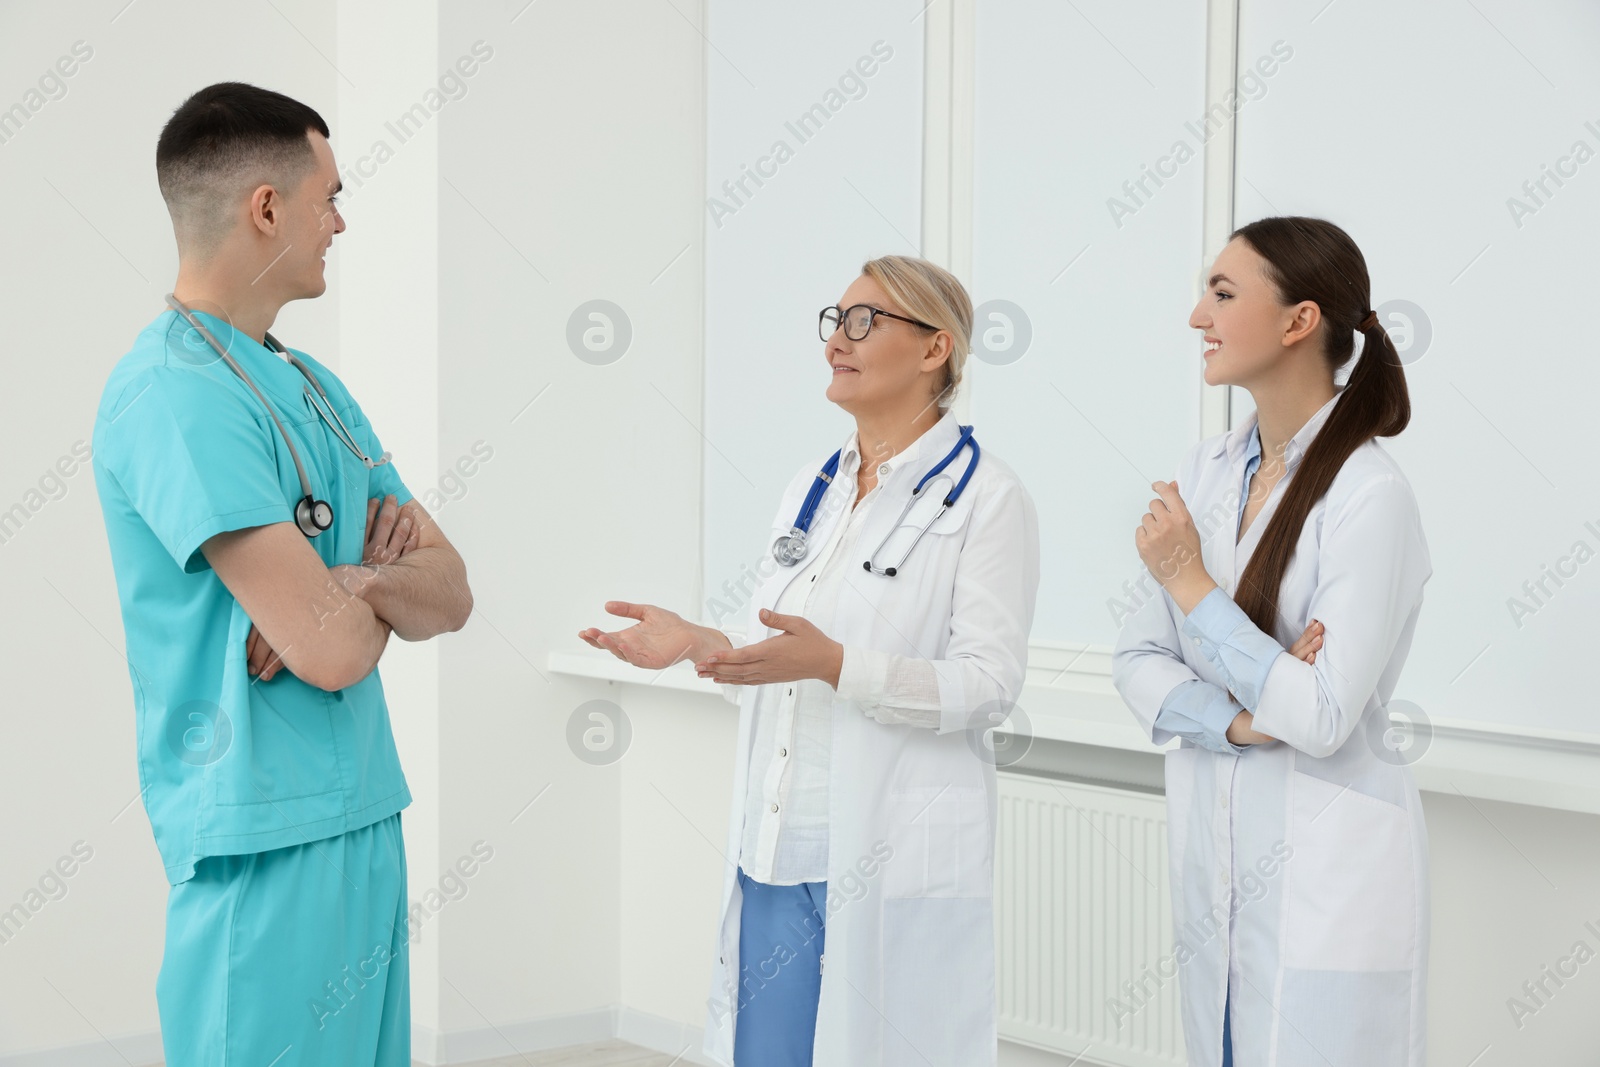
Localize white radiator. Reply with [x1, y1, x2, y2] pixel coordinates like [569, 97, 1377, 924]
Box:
[995, 772, 1185, 1067]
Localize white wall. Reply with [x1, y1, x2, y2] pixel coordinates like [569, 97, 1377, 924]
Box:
[701, 1, 926, 608]
[969, 0, 1210, 646]
[430, 0, 706, 1047]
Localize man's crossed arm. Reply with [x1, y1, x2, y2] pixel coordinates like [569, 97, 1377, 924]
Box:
[338, 495, 473, 642]
[200, 496, 473, 692]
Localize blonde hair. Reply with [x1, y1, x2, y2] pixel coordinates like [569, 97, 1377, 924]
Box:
[860, 255, 972, 413]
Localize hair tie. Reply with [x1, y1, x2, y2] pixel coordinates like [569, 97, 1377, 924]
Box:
[1357, 309, 1380, 331]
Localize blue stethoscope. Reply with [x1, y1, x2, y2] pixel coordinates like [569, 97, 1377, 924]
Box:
[164, 294, 391, 539]
[772, 424, 980, 577]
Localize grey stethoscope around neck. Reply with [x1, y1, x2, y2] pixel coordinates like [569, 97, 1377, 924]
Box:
[164, 293, 391, 539]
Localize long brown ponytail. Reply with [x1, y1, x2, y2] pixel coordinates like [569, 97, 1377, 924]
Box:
[1229, 217, 1411, 638]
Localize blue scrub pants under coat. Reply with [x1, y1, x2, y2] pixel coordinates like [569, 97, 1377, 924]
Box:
[156, 813, 409, 1067]
[734, 867, 828, 1067]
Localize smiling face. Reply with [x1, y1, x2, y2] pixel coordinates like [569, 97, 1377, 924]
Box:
[1189, 237, 1320, 389]
[823, 274, 949, 417]
[270, 131, 345, 299]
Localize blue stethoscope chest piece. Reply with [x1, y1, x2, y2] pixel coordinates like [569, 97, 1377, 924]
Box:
[772, 424, 980, 578]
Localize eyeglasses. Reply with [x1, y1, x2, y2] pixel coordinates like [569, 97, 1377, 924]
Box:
[819, 303, 938, 342]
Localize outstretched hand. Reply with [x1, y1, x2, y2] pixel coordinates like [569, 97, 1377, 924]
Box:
[579, 601, 724, 670]
[694, 608, 844, 688]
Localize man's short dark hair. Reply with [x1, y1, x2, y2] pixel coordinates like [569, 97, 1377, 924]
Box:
[156, 82, 330, 257]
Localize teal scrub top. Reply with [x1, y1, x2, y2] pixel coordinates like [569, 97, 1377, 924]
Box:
[91, 309, 414, 885]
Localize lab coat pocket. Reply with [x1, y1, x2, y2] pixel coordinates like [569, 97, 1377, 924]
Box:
[882, 785, 991, 899]
[1284, 771, 1417, 973]
[920, 482, 975, 536]
[875, 486, 975, 561]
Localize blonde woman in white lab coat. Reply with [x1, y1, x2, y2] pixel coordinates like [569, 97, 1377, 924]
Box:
[581, 255, 1039, 1067]
[1112, 216, 1431, 1067]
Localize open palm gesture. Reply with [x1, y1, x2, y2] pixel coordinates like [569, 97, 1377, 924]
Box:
[579, 600, 724, 670]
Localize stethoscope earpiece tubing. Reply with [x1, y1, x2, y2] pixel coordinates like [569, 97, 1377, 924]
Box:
[163, 294, 386, 538]
[268, 331, 387, 470]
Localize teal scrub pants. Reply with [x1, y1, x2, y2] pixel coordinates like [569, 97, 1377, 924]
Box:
[156, 813, 409, 1067]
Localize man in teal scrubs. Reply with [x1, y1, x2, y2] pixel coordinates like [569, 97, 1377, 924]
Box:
[91, 83, 473, 1066]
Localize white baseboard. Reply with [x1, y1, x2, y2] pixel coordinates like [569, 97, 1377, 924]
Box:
[614, 1008, 718, 1066]
[416, 1006, 721, 1065]
[0, 1031, 163, 1067]
[414, 1006, 718, 1066]
[414, 1006, 616, 1064]
[416, 1011, 716, 1067]
[0, 1012, 1120, 1067]
[998, 1034, 1143, 1067]
[0, 1008, 646, 1067]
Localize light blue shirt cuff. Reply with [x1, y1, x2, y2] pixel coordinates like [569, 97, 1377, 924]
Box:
[1153, 679, 1246, 755]
[1179, 587, 1282, 710]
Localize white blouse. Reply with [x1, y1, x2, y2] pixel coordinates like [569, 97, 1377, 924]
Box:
[729, 434, 942, 885]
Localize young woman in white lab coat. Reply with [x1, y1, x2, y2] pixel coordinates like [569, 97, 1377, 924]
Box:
[1112, 217, 1431, 1067]
[580, 255, 1039, 1067]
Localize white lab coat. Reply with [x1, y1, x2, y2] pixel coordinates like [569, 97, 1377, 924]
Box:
[702, 411, 1040, 1067]
[1112, 396, 1432, 1067]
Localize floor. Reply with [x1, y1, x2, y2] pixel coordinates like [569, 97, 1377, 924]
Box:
[408, 1041, 689, 1066]
[150, 1041, 683, 1067]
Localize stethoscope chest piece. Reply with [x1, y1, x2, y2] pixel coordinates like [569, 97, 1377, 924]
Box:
[772, 527, 809, 568]
[296, 495, 334, 538]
